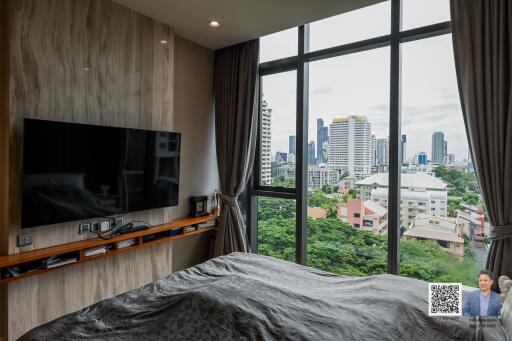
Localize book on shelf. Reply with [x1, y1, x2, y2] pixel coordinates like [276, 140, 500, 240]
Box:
[43, 256, 78, 269]
[197, 221, 216, 230]
[85, 245, 110, 257]
[112, 238, 137, 249]
[184, 226, 196, 233]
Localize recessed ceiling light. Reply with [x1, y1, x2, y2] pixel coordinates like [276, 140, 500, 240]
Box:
[83, 67, 90, 71]
[209, 20, 220, 28]
[160, 40, 168, 44]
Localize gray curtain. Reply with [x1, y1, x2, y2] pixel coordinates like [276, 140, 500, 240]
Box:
[213, 39, 259, 256]
[451, 0, 512, 290]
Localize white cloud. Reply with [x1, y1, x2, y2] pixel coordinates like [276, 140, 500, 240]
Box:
[260, 1, 468, 161]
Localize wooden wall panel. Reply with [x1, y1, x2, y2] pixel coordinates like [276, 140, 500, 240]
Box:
[0, 2, 11, 338]
[7, 242, 173, 341]
[0, 284, 5, 341]
[8, 0, 174, 254]
[0, 0, 11, 257]
[3, 1, 182, 340]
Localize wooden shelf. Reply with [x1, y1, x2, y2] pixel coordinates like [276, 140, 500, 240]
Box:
[0, 215, 218, 284]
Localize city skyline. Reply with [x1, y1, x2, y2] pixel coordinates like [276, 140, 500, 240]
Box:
[277, 120, 466, 165]
[260, 3, 469, 162]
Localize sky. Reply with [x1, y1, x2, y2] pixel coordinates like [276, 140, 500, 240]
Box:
[259, 0, 470, 162]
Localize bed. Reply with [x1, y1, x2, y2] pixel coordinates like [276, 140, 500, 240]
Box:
[20, 253, 509, 340]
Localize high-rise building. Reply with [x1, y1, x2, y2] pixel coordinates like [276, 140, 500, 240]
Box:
[329, 115, 372, 179]
[308, 165, 340, 190]
[418, 152, 427, 165]
[412, 152, 428, 165]
[308, 141, 316, 165]
[432, 132, 447, 165]
[468, 150, 475, 172]
[376, 138, 389, 168]
[316, 118, 329, 164]
[288, 135, 296, 156]
[371, 135, 377, 166]
[275, 151, 287, 164]
[401, 135, 407, 164]
[444, 153, 455, 165]
[261, 100, 272, 185]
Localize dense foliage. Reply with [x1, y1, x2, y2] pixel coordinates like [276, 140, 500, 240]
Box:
[434, 167, 483, 216]
[258, 197, 481, 286]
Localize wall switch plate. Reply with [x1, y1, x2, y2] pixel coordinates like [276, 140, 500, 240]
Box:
[17, 233, 33, 247]
[100, 221, 110, 233]
[79, 223, 91, 235]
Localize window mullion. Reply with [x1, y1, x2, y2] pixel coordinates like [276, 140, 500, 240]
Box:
[388, 0, 402, 275]
[296, 25, 309, 265]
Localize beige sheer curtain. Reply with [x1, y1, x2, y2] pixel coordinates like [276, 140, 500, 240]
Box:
[451, 0, 512, 290]
[213, 39, 259, 256]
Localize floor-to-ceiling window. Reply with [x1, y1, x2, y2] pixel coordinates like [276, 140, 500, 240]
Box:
[399, 34, 487, 285]
[252, 0, 486, 284]
[306, 46, 390, 275]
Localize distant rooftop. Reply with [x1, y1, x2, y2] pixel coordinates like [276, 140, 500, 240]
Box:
[307, 207, 328, 220]
[404, 214, 463, 243]
[332, 115, 367, 123]
[364, 200, 387, 217]
[357, 173, 447, 190]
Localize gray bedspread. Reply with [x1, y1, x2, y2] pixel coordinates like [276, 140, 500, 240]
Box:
[20, 252, 507, 341]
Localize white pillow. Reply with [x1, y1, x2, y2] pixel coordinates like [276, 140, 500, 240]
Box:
[500, 277, 512, 340]
[500, 275, 512, 302]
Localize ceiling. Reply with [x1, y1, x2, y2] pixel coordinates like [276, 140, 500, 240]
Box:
[113, 0, 383, 50]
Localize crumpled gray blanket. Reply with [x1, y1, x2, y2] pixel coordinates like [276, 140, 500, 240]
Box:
[20, 252, 507, 340]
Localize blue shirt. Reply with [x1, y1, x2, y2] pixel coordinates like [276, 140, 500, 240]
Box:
[479, 291, 491, 316]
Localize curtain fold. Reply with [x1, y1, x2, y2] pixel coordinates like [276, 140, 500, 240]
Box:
[450, 0, 512, 289]
[213, 39, 259, 256]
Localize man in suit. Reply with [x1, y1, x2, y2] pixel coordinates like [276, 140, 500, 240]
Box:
[463, 270, 502, 316]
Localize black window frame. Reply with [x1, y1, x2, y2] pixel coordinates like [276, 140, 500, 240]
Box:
[249, 0, 451, 273]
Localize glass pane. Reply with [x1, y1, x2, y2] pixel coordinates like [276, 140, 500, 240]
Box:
[402, 0, 451, 31]
[309, 1, 390, 52]
[306, 47, 390, 276]
[400, 34, 487, 287]
[260, 71, 296, 188]
[257, 197, 296, 261]
[259, 28, 297, 63]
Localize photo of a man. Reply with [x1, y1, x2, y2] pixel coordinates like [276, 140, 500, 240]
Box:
[463, 270, 502, 316]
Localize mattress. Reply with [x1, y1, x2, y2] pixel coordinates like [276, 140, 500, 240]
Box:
[20, 252, 507, 340]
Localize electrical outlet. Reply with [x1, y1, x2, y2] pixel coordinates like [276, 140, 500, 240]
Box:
[79, 223, 91, 235]
[114, 217, 124, 228]
[100, 221, 110, 233]
[17, 233, 33, 247]
[90, 222, 99, 233]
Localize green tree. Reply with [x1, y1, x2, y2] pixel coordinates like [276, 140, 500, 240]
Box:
[308, 190, 338, 218]
[258, 197, 295, 220]
[321, 184, 333, 194]
[258, 190, 482, 286]
[462, 192, 480, 206]
[272, 176, 295, 188]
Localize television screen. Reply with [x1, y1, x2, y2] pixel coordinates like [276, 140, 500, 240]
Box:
[22, 119, 180, 228]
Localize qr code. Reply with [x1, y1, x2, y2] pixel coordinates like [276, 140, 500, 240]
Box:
[428, 283, 462, 316]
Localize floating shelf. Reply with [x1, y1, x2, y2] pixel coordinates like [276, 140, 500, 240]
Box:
[0, 215, 218, 284]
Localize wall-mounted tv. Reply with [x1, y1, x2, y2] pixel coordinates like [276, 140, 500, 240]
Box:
[22, 119, 181, 228]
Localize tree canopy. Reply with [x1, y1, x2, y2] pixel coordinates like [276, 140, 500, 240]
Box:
[258, 195, 482, 286]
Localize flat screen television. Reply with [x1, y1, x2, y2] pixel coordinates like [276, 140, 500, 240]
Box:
[22, 119, 181, 228]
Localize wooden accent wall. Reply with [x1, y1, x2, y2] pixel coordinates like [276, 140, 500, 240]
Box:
[8, 0, 174, 254]
[0, 0, 11, 257]
[1, 2, 11, 339]
[1, 0, 188, 339]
